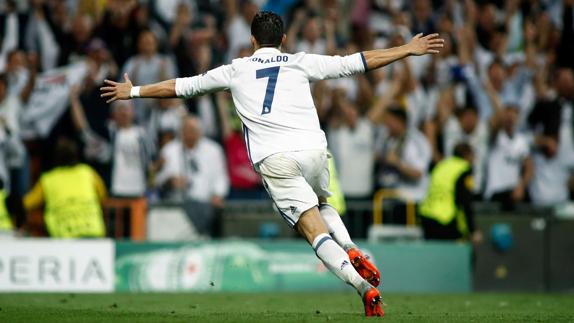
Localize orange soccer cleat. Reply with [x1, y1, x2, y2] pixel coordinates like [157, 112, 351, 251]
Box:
[363, 287, 385, 317]
[347, 248, 381, 287]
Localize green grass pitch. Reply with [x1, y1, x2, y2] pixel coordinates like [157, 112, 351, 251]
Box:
[0, 292, 573, 322]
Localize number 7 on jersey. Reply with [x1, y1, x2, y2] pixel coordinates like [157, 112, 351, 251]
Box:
[256, 66, 280, 115]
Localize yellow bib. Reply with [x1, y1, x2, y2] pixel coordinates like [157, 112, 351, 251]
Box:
[0, 190, 13, 231]
[40, 164, 105, 238]
[419, 157, 470, 234]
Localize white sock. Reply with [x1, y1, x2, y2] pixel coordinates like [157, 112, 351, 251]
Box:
[312, 233, 371, 296]
[319, 204, 356, 251]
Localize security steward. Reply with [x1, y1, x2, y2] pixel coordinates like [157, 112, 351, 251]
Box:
[24, 138, 107, 238]
[418, 143, 483, 244]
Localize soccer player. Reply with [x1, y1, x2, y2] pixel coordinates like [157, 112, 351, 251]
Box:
[101, 11, 443, 317]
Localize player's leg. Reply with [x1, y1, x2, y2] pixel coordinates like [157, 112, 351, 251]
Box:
[318, 197, 381, 287]
[295, 206, 370, 294]
[318, 200, 356, 250]
[296, 206, 383, 317]
[257, 152, 383, 316]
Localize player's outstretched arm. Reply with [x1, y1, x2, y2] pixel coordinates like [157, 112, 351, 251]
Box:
[100, 73, 176, 103]
[362, 33, 444, 71]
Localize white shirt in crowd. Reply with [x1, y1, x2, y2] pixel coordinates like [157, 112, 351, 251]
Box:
[296, 39, 327, 55]
[0, 94, 25, 169]
[443, 117, 489, 194]
[375, 127, 431, 202]
[111, 126, 147, 197]
[529, 114, 574, 206]
[529, 150, 574, 206]
[0, 12, 18, 72]
[226, 16, 251, 62]
[147, 103, 187, 141]
[156, 138, 229, 203]
[484, 131, 530, 199]
[175, 47, 367, 164]
[374, 80, 430, 129]
[328, 117, 375, 198]
[121, 54, 177, 121]
[197, 96, 219, 139]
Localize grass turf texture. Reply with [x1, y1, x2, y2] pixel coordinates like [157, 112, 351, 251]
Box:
[0, 293, 573, 322]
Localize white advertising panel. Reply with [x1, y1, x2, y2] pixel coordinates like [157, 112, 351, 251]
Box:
[0, 239, 114, 292]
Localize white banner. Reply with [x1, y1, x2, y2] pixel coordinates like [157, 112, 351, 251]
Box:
[20, 61, 88, 139]
[0, 238, 114, 292]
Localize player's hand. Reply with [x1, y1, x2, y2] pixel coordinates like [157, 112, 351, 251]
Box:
[407, 33, 445, 56]
[100, 73, 133, 104]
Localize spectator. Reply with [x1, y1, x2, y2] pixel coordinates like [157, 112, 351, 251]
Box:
[170, 3, 217, 77]
[148, 97, 187, 148]
[0, 53, 36, 196]
[4, 50, 30, 96]
[0, 0, 572, 237]
[217, 91, 263, 199]
[95, 0, 140, 68]
[0, 178, 25, 238]
[327, 85, 375, 201]
[155, 116, 229, 236]
[121, 29, 177, 122]
[108, 101, 151, 198]
[528, 68, 574, 206]
[57, 14, 94, 65]
[286, 10, 335, 55]
[148, 0, 195, 33]
[409, 0, 435, 36]
[183, 42, 221, 141]
[24, 138, 107, 238]
[484, 104, 533, 210]
[372, 104, 431, 204]
[0, 0, 29, 71]
[419, 142, 482, 244]
[443, 103, 489, 195]
[70, 92, 150, 198]
[528, 134, 574, 207]
[24, 0, 60, 71]
[225, 0, 258, 62]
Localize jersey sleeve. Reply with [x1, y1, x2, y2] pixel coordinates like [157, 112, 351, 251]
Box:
[175, 64, 233, 98]
[300, 53, 368, 82]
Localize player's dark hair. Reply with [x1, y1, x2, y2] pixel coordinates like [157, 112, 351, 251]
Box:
[0, 73, 6, 86]
[453, 142, 473, 159]
[251, 11, 284, 48]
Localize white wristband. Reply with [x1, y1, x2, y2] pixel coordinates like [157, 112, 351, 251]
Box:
[130, 86, 141, 98]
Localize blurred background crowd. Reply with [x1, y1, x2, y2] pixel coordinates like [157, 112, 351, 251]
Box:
[1, 0, 573, 239]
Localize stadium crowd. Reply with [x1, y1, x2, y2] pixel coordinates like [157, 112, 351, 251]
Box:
[0, 0, 573, 237]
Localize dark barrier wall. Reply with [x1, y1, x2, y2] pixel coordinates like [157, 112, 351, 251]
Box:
[473, 215, 546, 291]
[548, 219, 574, 292]
[474, 213, 574, 292]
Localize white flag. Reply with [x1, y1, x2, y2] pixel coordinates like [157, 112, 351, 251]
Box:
[20, 61, 88, 139]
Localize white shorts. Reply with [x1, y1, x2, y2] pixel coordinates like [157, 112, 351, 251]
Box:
[255, 149, 332, 227]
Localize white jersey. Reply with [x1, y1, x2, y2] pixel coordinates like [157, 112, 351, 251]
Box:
[175, 47, 367, 163]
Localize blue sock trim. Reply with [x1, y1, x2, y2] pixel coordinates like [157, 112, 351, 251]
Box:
[313, 235, 332, 252]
